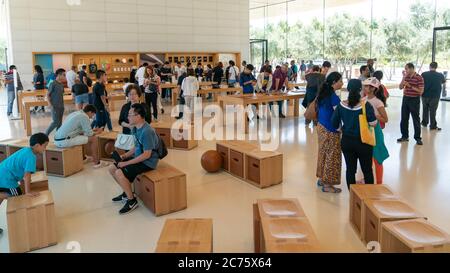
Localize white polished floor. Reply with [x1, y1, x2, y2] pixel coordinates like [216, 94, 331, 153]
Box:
[0, 90, 449, 253]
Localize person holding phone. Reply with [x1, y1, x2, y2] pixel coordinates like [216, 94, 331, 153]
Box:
[398, 63, 424, 145]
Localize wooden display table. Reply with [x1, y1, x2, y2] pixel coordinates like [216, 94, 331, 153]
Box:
[152, 120, 197, 150]
[44, 143, 84, 177]
[217, 91, 305, 133]
[216, 140, 282, 188]
[349, 184, 397, 238]
[19, 171, 49, 193]
[6, 138, 45, 171]
[287, 82, 306, 89]
[171, 85, 241, 106]
[155, 218, 213, 253]
[363, 199, 425, 245]
[7, 190, 57, 253]
[381, 219, 450, 253]
[17, 89, 72, 116]
[253, 199, 307, 253]
[107, 91, 126, 111]
[22, 96, 74, 136]
[134, 161, 187, 216]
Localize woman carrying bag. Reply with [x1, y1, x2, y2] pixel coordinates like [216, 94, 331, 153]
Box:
[363, 77, 389, 184]
[332, 79, 378, 190]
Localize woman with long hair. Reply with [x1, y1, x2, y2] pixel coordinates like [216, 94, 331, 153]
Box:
[363, 77, 389, 184]
[144, 66, 161, 121]
[332, 79, 378, 189]
[32, 65, 45, 112]
[315, 72, 343, 193]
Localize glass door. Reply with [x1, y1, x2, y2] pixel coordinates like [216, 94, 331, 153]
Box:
[250, 39, 268, 76]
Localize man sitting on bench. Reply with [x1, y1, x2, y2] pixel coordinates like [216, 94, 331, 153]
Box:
[0, 133, 49, 235]
[109, 104, 160, 215]
[54, 104, 108, 169]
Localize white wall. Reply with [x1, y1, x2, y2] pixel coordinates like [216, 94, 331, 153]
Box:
[7, 0, 250, 89]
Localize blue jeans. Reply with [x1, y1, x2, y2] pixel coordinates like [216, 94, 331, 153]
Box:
[75, 93, 89, 105]
[7, 91, 15, 115]
[92, 110, 112, 131]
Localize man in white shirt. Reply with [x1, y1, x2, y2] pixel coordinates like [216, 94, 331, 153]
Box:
[174, 62, 186, 80]
[227, 60, 239, 86]
[135, 63, 148, 91]
[66, 66, 77, 89]
[181, 68, 199, 122]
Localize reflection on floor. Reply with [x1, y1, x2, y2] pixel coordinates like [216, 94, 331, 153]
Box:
[0, 92, 449, 253]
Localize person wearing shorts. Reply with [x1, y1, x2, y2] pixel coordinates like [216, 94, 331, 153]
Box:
[109, 104, 160, 215]
[54, 104, 108, 169]
[72, 77, 90, 110]
[0, 133, 49, 235]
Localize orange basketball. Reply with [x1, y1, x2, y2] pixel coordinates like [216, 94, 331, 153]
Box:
[201, 150, 223, 173]
[104, 140, 116, 156]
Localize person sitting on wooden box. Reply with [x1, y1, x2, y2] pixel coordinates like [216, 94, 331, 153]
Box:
[54, 104, 108, 169]
[0, 133, 49, 235]
[109, 104, 160, 215]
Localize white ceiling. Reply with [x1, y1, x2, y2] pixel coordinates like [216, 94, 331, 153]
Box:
[250, 0, 368, 10]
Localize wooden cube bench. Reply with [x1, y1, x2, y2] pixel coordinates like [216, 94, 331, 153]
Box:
[45, 143, 83, 177]
[0, 139, 22, 163]
[97, 131, 119, 161]
[363, 199, 425, 245]
[349, 184, 397, 238]
[261, 217, 320, 253]
[19, 171, 49, 193]
[134, 161, 187, 216]
[253, 199, 306, 253]
[155, 218, 213, 253]
[217, 140, 283, 188]
[7, 190, 57, 253]
[2, 138, 45, 171]
[152, 120, 197, 150]
[381, 219, 450, 253]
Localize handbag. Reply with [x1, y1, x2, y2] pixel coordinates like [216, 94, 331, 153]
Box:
[359, 102, 376, 146]
[114, 133, 135, 151]
[304, 98, 318, 121]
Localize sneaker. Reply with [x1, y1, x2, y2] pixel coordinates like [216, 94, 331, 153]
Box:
[279, 113, 286, 119]
[416, 139, 423, 146]
[397, 137, 409, 143]
[161, 108, 165, 114]
[112, 192, 128, 203]
[83, 156, 93, 164]
[119, 198, 138, 214]
[430, 127, 442, 131]
[93, 161, 110, 169]
[421, 123, 428, 128]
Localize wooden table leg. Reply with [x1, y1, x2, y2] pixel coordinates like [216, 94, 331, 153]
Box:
[172, 89, 177, 106]
[25, 103, 32, 136]
[294, 98, 300, 117]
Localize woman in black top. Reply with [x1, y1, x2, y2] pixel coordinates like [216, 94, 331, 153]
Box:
[119, 84, 151, 134]
[32, 65, 45, 112]
[212, 62, 224, 87]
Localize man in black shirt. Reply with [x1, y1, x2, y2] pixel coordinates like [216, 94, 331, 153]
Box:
[160, 61, 172, 101]
[72, 77, 89, 110]
[421, 62, 446, 131]
[175, 72, 187, 119]
[212, 62, 224, 88]
[92, 70, 111, 130]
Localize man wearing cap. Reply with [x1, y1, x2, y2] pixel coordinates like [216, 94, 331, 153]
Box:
[398, 63, 424, 145]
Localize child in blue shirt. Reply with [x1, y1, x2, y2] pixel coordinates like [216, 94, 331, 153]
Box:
[239, 64, 257, 94]
[0, 133, 49, 232]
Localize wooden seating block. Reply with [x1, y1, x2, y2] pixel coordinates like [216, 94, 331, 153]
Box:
[45, 143, 84, 177]
[349, 184, 397, 238]
[381, 219, 450, 253]
[19, 171, 49, 193]
[216, 140, 283, 188]
[152, 121, 198, 150]
[4, 139, 45, 171]
[134, 161, 187, 216]
[97, 131, 119, 161]
[7, 190, 57, 253]
[253, 199, 307, 253]
[363, 199, 425, 245]
[0, 139, 22, 163]
[155, 218, 213, 253]
[261, 218, 320, 253]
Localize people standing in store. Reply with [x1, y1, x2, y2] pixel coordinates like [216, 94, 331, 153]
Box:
[227, 60, 240, 87]
[398, 63, 424, 145]
[91, 70, 112, 131]
[363, 77, 389, 184]
[290, 60, 299, 87]
[143, 65, 161, 122]
[119, 84, 151, 134]
[302, 65, 325, 126]
[66, 66, 77, 90]
[71, 77, 90, 111]
[321, 61, 331, 76]
[135, 63, 148, 94]
[307, 60, 314, 73]
[213, 62, 224, 87]
[4, 65, 23, 117]
[359, 65, 370, 81]
[32, 65, 46, 113]
[45, 68, 66, 136]
[300, 60, 306, 81]
[270, 65, 288, 118]
[241, 61, 247, 74]
[373, 70, 390, 108]
[174, 62, 187, 81]
[260, 60, 271, 74]
[175, 71, 188, 120]
[256, 66, 273, 93]
[181, 69, 199, 123]
[331, 79, 377, 190]
[315, 72, 343, 193]
[421, 62, 446, 131]
[160, 61, 172, 103]
[367, 59, 375, 77]
[129, 66, 137, 84]
[195, 63, 204, 81]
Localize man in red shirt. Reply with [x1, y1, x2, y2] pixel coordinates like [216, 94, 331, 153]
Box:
[398, 63, 424, 145]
